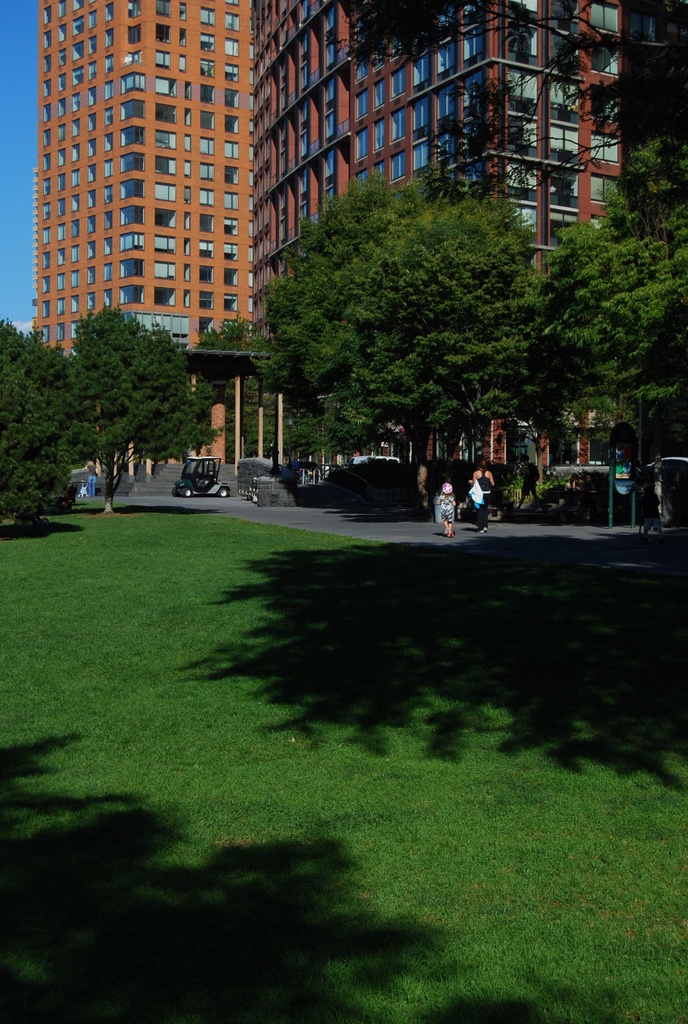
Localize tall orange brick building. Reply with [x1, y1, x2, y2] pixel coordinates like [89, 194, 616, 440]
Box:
[36, 0, 255, 350]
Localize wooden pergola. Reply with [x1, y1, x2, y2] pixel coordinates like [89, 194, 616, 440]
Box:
[187, 349, 284, 472]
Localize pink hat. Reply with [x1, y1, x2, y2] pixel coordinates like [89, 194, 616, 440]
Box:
[442, 482, 453, 494]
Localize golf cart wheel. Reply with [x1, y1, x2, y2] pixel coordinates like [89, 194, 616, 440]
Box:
[218, 486, 229, 498]
[180, 486, 193, 498]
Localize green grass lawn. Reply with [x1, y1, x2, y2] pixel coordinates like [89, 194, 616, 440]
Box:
[1, 506, 687, 1024]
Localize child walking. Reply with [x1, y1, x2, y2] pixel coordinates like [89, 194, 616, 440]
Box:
[640, 484, 664, 544]
[439, 482, 457, 537]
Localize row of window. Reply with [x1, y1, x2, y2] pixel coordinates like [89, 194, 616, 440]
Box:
[42, 218, 248, 263]
[42, 234, 248, 267]
[43, 126, 245, 175]
[42, 290, 241, 314]
[43, 261, 243, 291]
[43, 84, 247, 124]
[44, 0, 239, 30]
[43, 114, 245, 148]
[43, 189, 244, 228]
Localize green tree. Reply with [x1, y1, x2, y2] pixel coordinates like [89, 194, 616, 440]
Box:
[198, 316, 256, 351]
[266, 177, 537, 506]
[350, 192, 536, 502]
[0, 322, 74, 520]
[547, 141, 688, 427]
[71, 307, 214, 513]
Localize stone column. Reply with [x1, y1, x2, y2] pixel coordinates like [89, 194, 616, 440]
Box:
[211, 381, 227, 463]
[277, 393, 284, 465]
[234, 375, 242, 474]
[257, 379, 264, 458]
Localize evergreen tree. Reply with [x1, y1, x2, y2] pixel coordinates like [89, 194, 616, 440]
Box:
[71, 308, 214, 512]
[0, 322, 74, 520]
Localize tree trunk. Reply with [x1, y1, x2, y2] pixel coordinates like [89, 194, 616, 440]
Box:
[409, 426, 431, 511]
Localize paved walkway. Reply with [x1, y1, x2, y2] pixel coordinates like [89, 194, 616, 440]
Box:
[122, 484, 688, 577]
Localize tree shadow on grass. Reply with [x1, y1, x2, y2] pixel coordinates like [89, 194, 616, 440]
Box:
[0, 521, 83, 540]
[0, 737, 439, 1024]
[1, 738, 633, 1024]
[188, 545, 688, 782]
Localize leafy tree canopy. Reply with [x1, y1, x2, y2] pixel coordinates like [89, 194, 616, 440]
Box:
[0, 322, 75, 520]
[71, 307, 214, 512]
[266, 177, 539, 504]
[198, 316, 264, 352]
[546, 141, 688, 415]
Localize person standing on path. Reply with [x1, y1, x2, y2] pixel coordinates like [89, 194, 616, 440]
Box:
[439, 482, 457, 537]
[640, 484, 664, 544]
[86, 462, 98, 498]
[516, 458, 539, 509]
[471, 459, 495, 533]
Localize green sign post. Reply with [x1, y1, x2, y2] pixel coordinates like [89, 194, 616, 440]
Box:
[608, 422, 637, 530]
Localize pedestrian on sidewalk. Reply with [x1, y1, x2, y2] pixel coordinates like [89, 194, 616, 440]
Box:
[86, 461, 98, 497]
[439, 482, 456, 537]
[640, 484, 664, 544]
[516, 458, 539, 509]
[471, 459, 495, 534]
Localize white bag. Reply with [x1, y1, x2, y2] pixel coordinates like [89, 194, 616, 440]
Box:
[468, 481, 484, 506]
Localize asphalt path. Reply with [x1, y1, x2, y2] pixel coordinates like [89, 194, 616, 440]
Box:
[119, 483, 688, 577]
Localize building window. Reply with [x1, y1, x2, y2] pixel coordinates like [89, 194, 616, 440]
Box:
[120, 285, 145, 303]
[155, 129, 177, 150]
[117, 153, 143, 175]
[391, 150, 405, 180]
[412, 57, 429, 92]
[590, 173, 616, 203]
[590, 2, 618, 32]
[120, 178, 145, 199]
[154, 261, 176, 278]
[121, 125, 145, 146]
[120, 258, 145, 277]
[154, 235, 176, 252]
[155, 208, 176, 227]
[154, 183, 177, 201]
[356, 127, 368, 159]
[591, 131, 619, 163]
[437, 42, 455, 78]
[391, 108, 406, 141]
[155, 155, 177, 174]
[591, 46, 618, 75]
[356, 90, 368, 119]
[120, 205, 145, 225]
[199, 290, 214, 309]
[121, 71, 145, 93]
[120, 232, 145, 251]
[374, 119, 384, 150]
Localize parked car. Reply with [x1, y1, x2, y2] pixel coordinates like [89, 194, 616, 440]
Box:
[347, 455, 400, 466]
[172, 457, 231, 498]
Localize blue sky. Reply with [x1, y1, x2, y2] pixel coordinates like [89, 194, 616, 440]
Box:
[0, 5, 38, 331]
